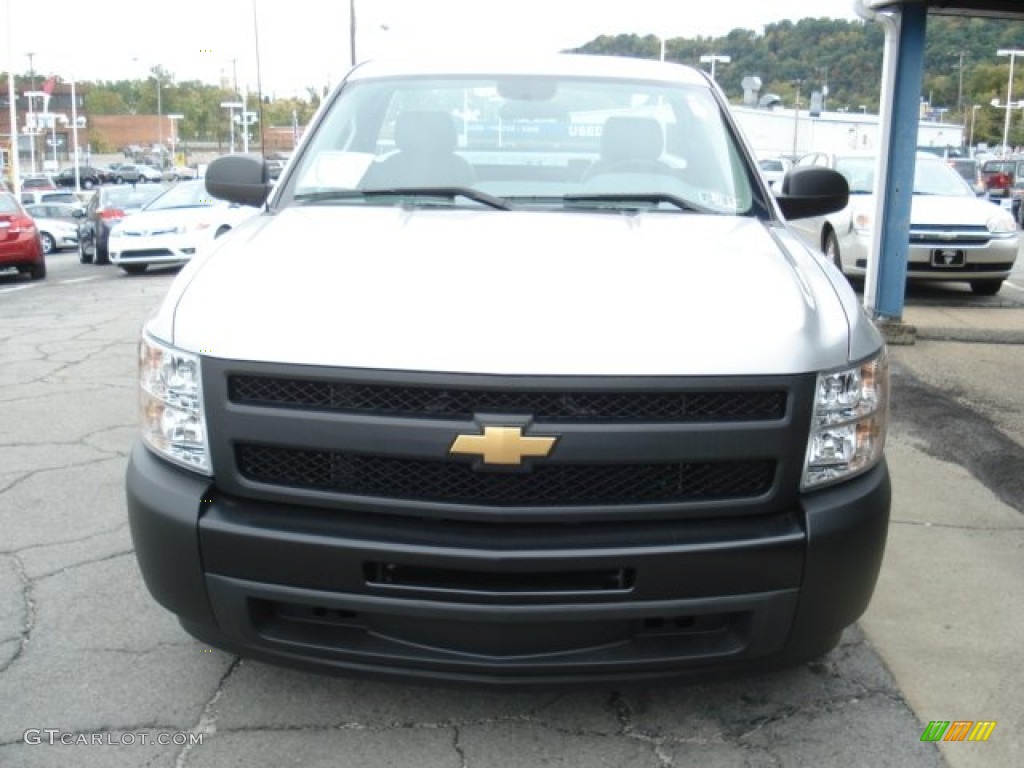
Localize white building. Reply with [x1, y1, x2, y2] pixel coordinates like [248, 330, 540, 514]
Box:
[731, 105, 964, 158]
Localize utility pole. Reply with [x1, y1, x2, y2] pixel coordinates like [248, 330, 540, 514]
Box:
[955, 50, 966, 117]
[26, 51, 35, 175]
[350, 0, 357, 66]
[997, 49, 1024, 154]
[791, 80, 803, 157]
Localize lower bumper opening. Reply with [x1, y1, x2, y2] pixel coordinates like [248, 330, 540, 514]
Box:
[251, 596, 749, 660]
[201, 574, 798, 681]
[363, 561, 635, 594]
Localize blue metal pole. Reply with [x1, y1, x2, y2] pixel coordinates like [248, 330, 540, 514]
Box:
[872, 4, 927, 320]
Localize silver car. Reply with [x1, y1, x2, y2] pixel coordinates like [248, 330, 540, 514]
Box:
[788, 151, 1019, 295]
[24, 203, 81, 254]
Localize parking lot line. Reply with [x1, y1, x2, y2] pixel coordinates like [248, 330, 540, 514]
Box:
[59, 277, 101, 285]
[0, 284, 35, 294]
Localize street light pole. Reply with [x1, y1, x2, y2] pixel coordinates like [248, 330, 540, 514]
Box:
[969, 105, 980, 151]
[156, 72, 162, 166]
[350, 0, 357, 66]
[26, 51, 36, 175]
[220, 101, 244, 153]
[166, 114, 183, 165]
[699, 53, 731, 82]
[997, 49, 1024, 155]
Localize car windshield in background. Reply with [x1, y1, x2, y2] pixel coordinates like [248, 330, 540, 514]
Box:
[287, 74, 753, 215]
[834, 156, 974, 197]
[144, 180, 217, 211]
[104, 187, 163, 208]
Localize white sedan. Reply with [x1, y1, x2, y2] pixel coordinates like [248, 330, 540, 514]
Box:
[108, 179, 258, 274]
[787, 152, 1019, 295]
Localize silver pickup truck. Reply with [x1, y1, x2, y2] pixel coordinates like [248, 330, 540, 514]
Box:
[127, 54, 890, 686]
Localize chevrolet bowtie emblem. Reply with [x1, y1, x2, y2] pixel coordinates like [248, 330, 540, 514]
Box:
[449, 426, 557, 466]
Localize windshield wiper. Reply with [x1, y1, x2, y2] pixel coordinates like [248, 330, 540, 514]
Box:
[561, 192, 714, 213]
[294, 187, 512, 210]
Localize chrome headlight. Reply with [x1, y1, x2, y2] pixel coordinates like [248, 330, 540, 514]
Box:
[986, 211, 1016, 234]
[138, 333, 211, 474]
[802, 351, 888, 490]
[171, 221, 212, 235]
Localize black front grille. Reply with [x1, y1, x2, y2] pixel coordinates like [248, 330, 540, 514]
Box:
[905, 261, 1015, 274]
[120, 249, 174, 259]
[229, 376, 786, 423]
[235, 444, 775, 506]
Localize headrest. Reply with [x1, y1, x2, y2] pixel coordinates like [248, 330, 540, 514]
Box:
[600, 116, 665, 164]
[395, 111, 458, 153]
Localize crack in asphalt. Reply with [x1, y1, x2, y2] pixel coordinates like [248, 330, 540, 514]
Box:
[451, 724, 468, 768]
[0, 524, 128, 557]
[2, 338, 132, 390]
[0, 454, 130, 496]
[891, 519, 1024, 531]
[0, 554, 35, 675]
[80, 641, 198, 657]
[174, 656, 242, 768]
[0, 383, 133, 405]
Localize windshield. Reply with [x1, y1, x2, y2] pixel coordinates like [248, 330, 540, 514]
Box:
[286, 73, 754, 215]
[145, 181, 218, 211]
[100, 187, 163, 208]
[834, 156, 974, 196]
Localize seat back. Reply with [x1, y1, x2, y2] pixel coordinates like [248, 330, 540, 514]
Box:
[598, 116, 664, 165]
[362, 110, 475, 188]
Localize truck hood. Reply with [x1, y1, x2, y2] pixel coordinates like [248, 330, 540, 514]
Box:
[159, 206, 854, 375]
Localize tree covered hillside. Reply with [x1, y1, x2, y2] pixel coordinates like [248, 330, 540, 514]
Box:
[573, 16, 1024, 146]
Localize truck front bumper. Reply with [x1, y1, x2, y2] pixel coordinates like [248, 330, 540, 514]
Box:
[127, 442, 890, 686]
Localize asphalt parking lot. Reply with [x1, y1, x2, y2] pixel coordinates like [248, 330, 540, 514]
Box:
[0, 251, 1021, 767]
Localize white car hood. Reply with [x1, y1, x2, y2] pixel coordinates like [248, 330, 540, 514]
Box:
[116, 204, 252, 233]
[158, 206, 853, 375]
[847, 191, 1008, 225]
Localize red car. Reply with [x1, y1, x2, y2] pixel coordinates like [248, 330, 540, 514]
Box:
[0, 192, 46, 280]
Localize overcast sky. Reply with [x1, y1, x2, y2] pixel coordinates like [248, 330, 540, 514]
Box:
[4, 0, 863, 98]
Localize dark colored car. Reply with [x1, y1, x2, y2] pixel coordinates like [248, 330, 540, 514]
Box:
[54, 166, 103, 190]
[0, 192, 46, 279]
[78, 185, 164, 264]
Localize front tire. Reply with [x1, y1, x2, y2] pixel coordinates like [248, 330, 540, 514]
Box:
[970, 279, 1003, 296]
[40, 233, 56, 255]
[95, 244, 110, 265]
[27, 260, 46, 280]
[82, 178, 95, 190]
[78, 240, 94, 264]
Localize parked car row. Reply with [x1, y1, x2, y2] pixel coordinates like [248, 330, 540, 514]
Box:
[78, 179, 258, 273]
[18, 162, 197, 193]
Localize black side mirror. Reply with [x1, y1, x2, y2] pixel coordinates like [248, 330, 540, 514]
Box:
[205, 155, 271, 208]
[775, 166, 850, 220]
